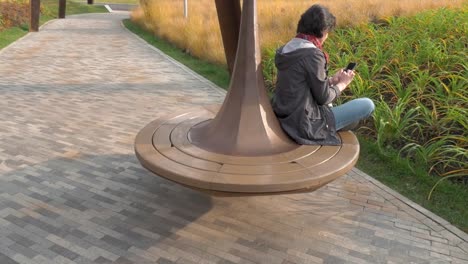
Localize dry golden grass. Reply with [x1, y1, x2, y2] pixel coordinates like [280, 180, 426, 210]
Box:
[132, 0, 466, 65]
[0, 0, 29, 30]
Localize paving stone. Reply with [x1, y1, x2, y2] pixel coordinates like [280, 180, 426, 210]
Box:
[0, 252, 20, 264]
[100, 235, 132, 251]
[8, 234, 35, 248]
[0, 11, 466, 264]
[49, 244, 80, 260]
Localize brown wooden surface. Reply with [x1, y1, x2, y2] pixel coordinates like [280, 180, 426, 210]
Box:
[29, 0, 40, 32]
[59, 0, 66, 19]
[174, 117, 321, 166]
[134, 118, 215, 190]
[135, 109, 360, 194]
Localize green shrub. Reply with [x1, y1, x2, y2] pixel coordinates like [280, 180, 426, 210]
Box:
[263, 8, 467, 186]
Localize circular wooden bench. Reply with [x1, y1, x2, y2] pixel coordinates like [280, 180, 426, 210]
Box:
[135, 106, 359, 194]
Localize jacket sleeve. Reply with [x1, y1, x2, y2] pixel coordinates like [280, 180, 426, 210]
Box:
[303, 51, 341, 105]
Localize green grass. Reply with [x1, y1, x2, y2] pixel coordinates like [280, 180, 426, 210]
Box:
[0, 26, 28, 50]
[0, 0, 106, 50]
[327, 9, 467, 182]
[263, 8, 467, 187]
[357, 137, 468, 232]
[124, 18, 468, 232]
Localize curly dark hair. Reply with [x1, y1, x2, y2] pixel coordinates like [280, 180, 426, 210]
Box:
[296, 4, 336, 38]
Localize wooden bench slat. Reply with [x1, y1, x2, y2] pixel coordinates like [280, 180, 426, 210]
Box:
[135, 108, 360, 194]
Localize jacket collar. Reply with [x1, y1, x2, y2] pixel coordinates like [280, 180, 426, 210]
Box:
[282, 38, 317, 54]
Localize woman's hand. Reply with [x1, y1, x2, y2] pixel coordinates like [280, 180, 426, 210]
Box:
[333, 69, 355, 92]
[328, 73, 339, 86]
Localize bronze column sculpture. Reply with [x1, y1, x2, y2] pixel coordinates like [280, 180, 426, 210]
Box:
[214, 0, 241, 74]
[189, 0, 297, 156]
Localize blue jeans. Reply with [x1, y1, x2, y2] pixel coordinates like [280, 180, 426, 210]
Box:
[331, 98, 375, 131]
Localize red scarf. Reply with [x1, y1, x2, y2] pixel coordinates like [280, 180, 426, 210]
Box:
[296, 33, 329, 63]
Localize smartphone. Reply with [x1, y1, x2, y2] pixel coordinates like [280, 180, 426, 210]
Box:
[345, 62, 357, 72]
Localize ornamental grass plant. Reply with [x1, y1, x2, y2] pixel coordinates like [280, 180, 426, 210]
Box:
[132, 0, 466, 64]
[0, 0, 29, 31]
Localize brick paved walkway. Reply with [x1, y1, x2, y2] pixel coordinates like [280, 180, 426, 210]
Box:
[0, 13, 467, 264]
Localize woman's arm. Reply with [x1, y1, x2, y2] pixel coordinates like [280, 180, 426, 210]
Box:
[304, 51, 341, 105]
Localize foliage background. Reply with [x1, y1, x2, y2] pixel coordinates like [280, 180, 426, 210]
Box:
[0, 0, 29, 31]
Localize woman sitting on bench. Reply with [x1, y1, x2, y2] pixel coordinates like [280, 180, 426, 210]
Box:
[272, 4, 375, 145]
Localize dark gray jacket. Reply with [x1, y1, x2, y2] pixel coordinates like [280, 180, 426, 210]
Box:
[272, 39, 342, 145]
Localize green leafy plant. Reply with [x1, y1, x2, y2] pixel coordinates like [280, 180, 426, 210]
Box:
[326, 8, 467, 185]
